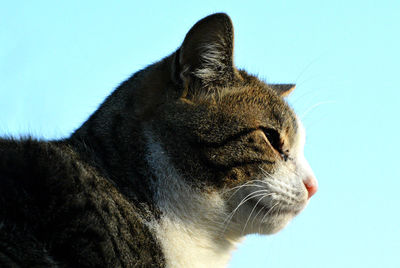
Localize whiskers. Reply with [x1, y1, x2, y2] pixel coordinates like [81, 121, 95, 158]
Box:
[258, 202, 279, 234]
[241, 193, 271, 235]
[300, 100, 336, 120]
[221, 189, 269, 234]
[222, 179, 267, 201]
[219, 167, 302, 236]
[219, 176, 280, 236]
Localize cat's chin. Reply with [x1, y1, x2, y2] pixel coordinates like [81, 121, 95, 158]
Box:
[230, 199, 308, 236]
[256, 213, 296, 235]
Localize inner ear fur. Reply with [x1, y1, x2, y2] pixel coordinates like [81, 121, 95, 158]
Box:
[173, 13, 236, 93]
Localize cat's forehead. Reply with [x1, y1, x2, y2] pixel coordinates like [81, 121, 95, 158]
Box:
[183, 72, 299, 146]
[216, 78, 299, 145]
[222, 82, 296, 123]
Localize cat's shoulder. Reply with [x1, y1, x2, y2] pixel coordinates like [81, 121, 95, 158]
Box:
[0, 138, 165, 267]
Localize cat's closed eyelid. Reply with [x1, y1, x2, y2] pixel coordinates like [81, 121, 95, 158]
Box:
[257, 128, 293, 162]
[259, 127, 283, 153]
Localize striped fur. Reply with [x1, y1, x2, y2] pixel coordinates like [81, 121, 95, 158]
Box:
[0, 13, 315, 267]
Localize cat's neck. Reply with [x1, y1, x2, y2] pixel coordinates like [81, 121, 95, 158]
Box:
[69, 55, 175, 181]
[68, 58, 174, 206]
[144, 130, 240, 268]
[68, 109, 153, 210]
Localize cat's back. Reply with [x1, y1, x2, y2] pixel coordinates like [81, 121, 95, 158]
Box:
[0, 138, 164, 268]
[0, 138, 94, 222]
[0, 138, 67, 220]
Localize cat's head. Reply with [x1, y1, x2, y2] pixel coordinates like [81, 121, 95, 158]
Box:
[138, 13, 317, 236]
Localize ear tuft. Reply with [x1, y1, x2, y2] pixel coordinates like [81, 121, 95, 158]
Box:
[175, 13, 235, 89]
[269, 84, 296, 97]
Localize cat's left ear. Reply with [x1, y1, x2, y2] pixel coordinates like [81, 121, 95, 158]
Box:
[269, 84, 296, 97]
[172, 13, 236, 94]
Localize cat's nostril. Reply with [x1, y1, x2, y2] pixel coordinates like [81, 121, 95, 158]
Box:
[303, 175, 318, 199]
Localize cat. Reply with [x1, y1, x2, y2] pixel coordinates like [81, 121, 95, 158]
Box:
[0, 13, 317, 268]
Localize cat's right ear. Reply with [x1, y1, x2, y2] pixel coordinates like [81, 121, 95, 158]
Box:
[172, 13, 236, 97]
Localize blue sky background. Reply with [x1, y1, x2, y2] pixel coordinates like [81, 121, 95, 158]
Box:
[1, 1, 399, 267]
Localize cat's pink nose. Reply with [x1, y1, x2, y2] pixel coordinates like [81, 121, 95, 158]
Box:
[303, 175, 318, 199]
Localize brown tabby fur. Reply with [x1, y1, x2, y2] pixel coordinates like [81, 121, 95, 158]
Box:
[0, 13, 307, 267]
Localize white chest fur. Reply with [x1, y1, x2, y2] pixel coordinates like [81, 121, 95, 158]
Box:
[155, 218, 236, 268]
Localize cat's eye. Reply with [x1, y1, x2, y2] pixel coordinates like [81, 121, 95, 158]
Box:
[261, 128, 288, 161]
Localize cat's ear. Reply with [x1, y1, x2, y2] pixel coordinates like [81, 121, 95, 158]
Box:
[269, 84, 296, 97]
[172, 13, 235, 94]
